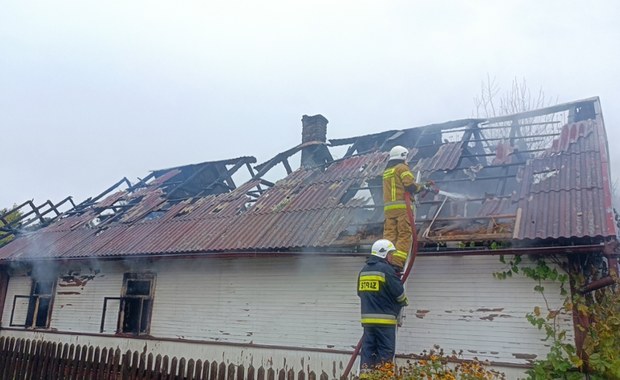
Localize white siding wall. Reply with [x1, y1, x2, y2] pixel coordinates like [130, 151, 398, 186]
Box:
[149, 256, 363, 349]
[51, 262, 125, 333]
[399, 255, 574, 365]
[1, 273, 31, 327]
[0, 254, 573, 377]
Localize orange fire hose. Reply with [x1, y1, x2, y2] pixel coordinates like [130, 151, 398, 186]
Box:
[341, 192, 418, 379]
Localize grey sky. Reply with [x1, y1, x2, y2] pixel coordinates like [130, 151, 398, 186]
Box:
[2, 0, 619, 209]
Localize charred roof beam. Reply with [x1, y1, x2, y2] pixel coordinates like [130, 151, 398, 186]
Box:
[165, 163, 215, 199]
[199, 160, 249, 194]
[461, 122, 488, 166]
[508, 119, 531, 154]
[0, 197, 75, 232]
[466, 132, 561, 143]
[159, 157, 256, 201]
[73, 177, 132, 213]
[126, 173, 155, 192]
[485, 97, 599, 124]
[253, 141, 331, 179]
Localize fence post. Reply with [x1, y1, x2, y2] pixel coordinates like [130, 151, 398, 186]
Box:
[146, 352, 154, 379]
[161, 355, 170, 379]
[209, 360, 218, 380]
[97, 347, 108, 380]
[16, 338, 29, 379]
[236, 364, 245, 380]
[178, 358, 187, 380]
[138, 351, 147, 379]
[31, 339, 44, 379]
[201, 360, 210, 380]
[194, 359, 204, 380]
[218, 362, 226, 380]
[121, 350, 132, 379]
[58, 343, 71, 379]
[186, 358, 195, 380]
[48, 342, 61, 380]
[169, 357, 179, 380]
[2, 337, 16, 379]
[247, 365, 255, 380]
[112, 348, 122, 380]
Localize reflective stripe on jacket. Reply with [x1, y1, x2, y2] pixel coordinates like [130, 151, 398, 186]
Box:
[360, 313, 398, 325]
[357, 256, 408, 326]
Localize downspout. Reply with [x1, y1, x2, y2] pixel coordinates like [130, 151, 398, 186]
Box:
[579, 276, 616, 294]
[580, 246, 620, 293]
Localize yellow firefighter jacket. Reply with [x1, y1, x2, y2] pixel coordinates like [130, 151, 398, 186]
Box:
[382, 162, 420, 217]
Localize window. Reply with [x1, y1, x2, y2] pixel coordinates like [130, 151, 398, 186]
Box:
[101, 273, 155, 335]
[10, 279, 56, 329]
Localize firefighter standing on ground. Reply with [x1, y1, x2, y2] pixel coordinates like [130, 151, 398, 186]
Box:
[357, 239, 409, 370]
[382, 145, 426, 270]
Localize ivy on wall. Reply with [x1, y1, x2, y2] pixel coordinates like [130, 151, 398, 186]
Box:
[493, 254, 619, 380]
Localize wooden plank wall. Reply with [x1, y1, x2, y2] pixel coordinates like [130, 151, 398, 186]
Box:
[0, 337, 327, 380]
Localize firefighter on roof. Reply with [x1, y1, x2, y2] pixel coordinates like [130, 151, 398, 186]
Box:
[382, 145, 426, 270]
[357, 239, 408, 370]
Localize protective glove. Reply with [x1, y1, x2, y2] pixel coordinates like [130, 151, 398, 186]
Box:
[423, 180, 439, 194]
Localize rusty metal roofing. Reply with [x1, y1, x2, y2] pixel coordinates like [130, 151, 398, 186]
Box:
[0, 97, 616, 261]
[514, 119, 616, 240]
[413, 142, 463, 173]
[516, 188, 613, 239]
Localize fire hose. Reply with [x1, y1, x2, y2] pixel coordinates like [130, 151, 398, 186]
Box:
[341, 191, 419, 379]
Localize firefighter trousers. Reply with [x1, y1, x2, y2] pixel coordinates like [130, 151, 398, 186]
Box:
[383, 211, 411, 269]
[360, 325, 397, 369]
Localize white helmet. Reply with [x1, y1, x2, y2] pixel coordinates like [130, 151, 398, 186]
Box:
[371, 239, 396, 259]
[389, 145, 408, 161]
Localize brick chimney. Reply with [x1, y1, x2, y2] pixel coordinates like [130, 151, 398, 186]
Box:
[301, 114, 329, 168]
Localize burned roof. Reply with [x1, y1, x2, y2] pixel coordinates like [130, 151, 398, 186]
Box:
[0, 98, 616, 261]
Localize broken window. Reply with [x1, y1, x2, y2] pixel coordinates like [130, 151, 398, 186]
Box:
[10, 278, 56, 329]
[100, 273, 155, 335]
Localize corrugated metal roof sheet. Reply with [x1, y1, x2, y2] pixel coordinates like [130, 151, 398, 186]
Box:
[515, 119, 616, 240]
[517, 188, 613, 239]
[93, 191, 125, 209]
[119, 191, 166, 223]
[42, 211, 96, 232]
[168, 218, 234, 253]
[60, 225, 127, 258]
[414, 142, 463, 173]
[544, 121, 594, 155]
[0, 153, 382, 259]
[1, 99, 616, 261]
[5, 230, 73, 260]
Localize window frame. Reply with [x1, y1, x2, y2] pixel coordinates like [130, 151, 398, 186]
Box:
[9, 278, 56, 329]
[100, 272, 156, 336]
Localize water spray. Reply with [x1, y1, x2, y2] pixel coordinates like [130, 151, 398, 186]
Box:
[436, 189, 469, 200]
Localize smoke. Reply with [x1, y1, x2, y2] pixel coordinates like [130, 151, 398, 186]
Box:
[29, 260, 61, 282]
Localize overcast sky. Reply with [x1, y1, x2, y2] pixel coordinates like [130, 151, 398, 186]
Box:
[1, 0, 619, 210]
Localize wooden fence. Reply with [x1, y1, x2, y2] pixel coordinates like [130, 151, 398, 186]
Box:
[0, 337, 329, 380]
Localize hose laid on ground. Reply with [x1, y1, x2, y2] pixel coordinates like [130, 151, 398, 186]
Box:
[341, 192, 419, 379]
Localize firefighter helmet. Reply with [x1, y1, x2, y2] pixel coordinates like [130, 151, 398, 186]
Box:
[371, 239, 396, 259]
[389, 145, 408, 161]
